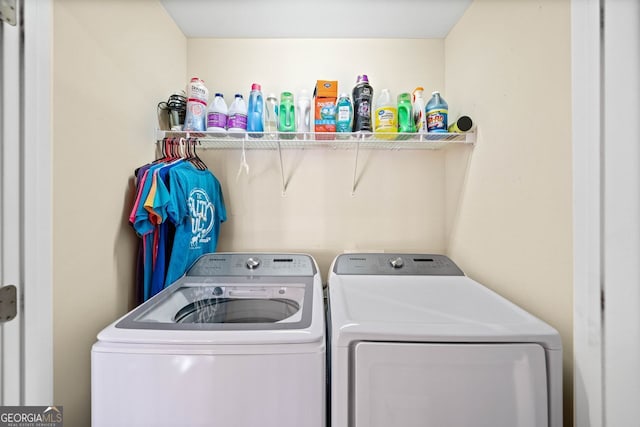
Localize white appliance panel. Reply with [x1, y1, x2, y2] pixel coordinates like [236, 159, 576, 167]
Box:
[354, 342, 548, 427]
[92, 347, 325, 427]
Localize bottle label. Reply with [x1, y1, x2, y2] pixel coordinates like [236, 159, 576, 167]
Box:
[187, 81, 208, 102]
[414, 109, 423, 131]
[183, 103, 207, 131]
[357, 102, 370, 117]
[337, 105, 351, 121]
[374, 107, 398, 131]
[228, 113, 247, 130]
[427, 108, 448, 132]
[413, 100, 426, 132]
[207, 112, 227, 129]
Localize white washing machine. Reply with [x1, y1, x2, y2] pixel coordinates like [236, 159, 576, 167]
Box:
[328, 253, 562, 427]
[92, 253, 325, 427]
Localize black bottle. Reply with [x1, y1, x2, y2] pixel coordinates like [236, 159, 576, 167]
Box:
[352, 75, 373, 133]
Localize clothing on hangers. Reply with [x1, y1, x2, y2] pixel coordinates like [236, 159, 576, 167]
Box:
[129, 142, 226, 303]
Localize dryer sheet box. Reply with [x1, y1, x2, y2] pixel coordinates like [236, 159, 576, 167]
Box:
[313, 80, 338, 139]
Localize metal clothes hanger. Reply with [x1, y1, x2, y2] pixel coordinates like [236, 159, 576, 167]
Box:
[186, 137, 207, 170]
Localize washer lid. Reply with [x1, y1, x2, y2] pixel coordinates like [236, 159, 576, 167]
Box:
[328, 274, 561, 350]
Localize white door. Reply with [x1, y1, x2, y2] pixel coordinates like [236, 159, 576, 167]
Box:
[0, 0, 23, 404]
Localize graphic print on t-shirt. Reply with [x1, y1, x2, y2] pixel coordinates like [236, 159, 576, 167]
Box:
[188, 187, 215, 249]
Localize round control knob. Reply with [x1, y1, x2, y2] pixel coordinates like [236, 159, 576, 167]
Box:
[212, 286, 223, 296]
[246, 257, 261, 270]
[389, 257, 404, 269]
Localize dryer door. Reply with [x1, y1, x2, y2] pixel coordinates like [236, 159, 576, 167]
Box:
[353, 342, 548, 427]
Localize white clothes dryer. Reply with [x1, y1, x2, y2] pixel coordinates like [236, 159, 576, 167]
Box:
[92, 253, 325, 427]
[328, 253, 562, 427]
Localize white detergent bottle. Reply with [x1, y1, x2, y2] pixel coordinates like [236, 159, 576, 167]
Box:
[264, 93, 279, 136]
[207, 93, 228, 133]
[296, 89, 311, 139]
[227, 93, 248, 137]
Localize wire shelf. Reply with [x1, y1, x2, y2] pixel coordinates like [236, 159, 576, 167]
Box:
[156, 130, 476, 150]
[156, 129, 476, 195]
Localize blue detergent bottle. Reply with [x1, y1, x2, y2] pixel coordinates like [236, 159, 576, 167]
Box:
[426, 91, 448, 133]
[247, 83, 264, 136]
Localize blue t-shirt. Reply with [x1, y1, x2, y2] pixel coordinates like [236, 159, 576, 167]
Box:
[162, 162, 226, 286]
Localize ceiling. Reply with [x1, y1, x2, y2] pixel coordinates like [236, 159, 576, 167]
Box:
[160, 0, 473, 39]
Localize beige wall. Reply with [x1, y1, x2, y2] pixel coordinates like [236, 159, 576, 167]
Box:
[52, 0, 186, 425]
[444, 0, 573, 425]
[188, 39, 450, 272]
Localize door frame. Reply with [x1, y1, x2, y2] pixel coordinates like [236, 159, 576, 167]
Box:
[601, 0, 640, 424]
[21, 0, 53, 404]
[572, 0, 640, 425]
[571, 0, 604, 427]
[571, 0, 603, 425]
[1, 0, 23, 405]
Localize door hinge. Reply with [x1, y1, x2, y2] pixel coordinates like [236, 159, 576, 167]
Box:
[0, 0, 16, 26]
[0, 285, 17, 322]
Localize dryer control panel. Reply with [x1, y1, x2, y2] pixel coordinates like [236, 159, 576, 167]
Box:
[187, 253, 317, 277]
[333, 253, 464, 276]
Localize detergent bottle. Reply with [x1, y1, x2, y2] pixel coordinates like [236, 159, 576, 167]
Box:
[247, 83, 264, 137]
[183, 77, 209, 132]
[264, 93, 279, 136]
[206, 93, 228, 133]
[426, 91, 448, 133]
[397, 92, 416, 134]
[352, 75, 373, 133]
[374, 88, 397, 139]
[335, 93, 353, 138]
[296, 89, 311, 139]
[278, 91, 296, 139]
[227, 93, 248, 136]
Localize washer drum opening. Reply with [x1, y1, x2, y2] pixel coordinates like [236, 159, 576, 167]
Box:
[174, 298, 300, 324]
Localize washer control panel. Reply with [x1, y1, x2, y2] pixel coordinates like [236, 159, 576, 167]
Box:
[187, 253, 316, 277]
[333, 253, 464, 276]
